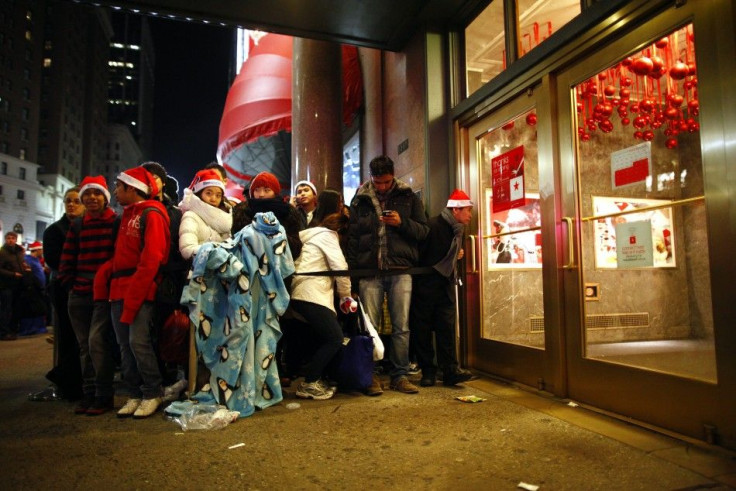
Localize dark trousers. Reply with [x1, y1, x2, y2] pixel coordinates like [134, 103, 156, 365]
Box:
[290, 300, 344, 383]
[409, 278, 458, 376]
[45, 280, 83, 400]
[0, 288, 17, 337]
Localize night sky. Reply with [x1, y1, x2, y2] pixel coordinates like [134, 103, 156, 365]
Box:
[149, 18, 235, 191]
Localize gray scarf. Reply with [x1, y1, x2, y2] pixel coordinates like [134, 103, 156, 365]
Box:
[433, 208, 465, 279]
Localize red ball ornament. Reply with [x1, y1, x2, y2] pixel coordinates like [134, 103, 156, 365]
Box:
[643, 130, 654, 141]
[634, 131, 643, 139]
[684, 80, 694, 90]
[678, 120, 689, 132]
[650, 56, 664, 72]
[631, 57, 654, 75]
[598, 120, 614, 133]
[576, 102, 583, 113]
[688, 99, 699, 111]
[621, 76, 633, 87]
[669, 61, 689, 80]
[655, 37, 669, 49]
[580, 133, 590, 142]
[638, 99, 655, 113]
[664, 107, 679, 120]
[665, 138, 678, 149]
[597, 72, 607, 80]
[667, 94, 684, 107]
[604, 85, 616, 96]
[502, 121, 515, 131]
[621, 117, 630, 126]
[689, 122, 700, 133]
[621, 57, 633, 67]
[526, 113, 537, 126]
[612, 97, 620, 106]
[633, 116, 647, 129]
[619, 88, 631, 98]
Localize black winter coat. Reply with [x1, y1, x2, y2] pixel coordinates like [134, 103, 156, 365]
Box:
[346, 179, 428, 281]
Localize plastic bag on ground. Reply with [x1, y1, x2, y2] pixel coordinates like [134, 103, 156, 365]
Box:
[168, 402, 239, 431]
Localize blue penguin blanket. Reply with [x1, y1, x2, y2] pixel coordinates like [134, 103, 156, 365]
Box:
[181, 212, 294, 417]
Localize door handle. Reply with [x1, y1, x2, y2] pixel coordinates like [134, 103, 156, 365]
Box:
[562, 217, 575, 269]
[468, 235, 478, 274]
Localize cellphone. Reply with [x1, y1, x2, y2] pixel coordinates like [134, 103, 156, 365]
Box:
[382, 210, 393, 216]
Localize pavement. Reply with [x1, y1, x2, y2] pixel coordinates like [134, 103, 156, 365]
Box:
[1, 331, 735, 490]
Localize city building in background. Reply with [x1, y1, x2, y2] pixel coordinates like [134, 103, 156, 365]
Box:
[108, 11, 155, 158]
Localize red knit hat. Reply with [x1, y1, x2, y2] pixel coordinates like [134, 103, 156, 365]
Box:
[28, 241, 43, 251]
[79, 175, 111, 203]
[189, 169, 226, 194]
[117, 167, 158, 198]
[249, 172, 281, 198]
[447, 189, 474, 208]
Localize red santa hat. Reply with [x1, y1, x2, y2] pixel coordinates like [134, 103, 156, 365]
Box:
[28, 241, 43, 251]
[79, 175, 111, 203]
[117, 167, 158, 198]
[249, 171, 281, 198]
[447, 189, 474, 208]
[189, 169, 226, 194]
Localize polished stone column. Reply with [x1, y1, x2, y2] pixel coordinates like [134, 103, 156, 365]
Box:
[291, 38, 343, 195]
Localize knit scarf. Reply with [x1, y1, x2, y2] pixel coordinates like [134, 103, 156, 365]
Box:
[433, 208, 465, 279]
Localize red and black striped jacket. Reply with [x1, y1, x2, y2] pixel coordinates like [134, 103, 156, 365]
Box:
[58, 207, 118, 294]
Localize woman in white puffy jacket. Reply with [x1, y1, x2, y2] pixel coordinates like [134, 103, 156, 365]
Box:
[178, 169, 232, 260]
[290, 211, 354, 400]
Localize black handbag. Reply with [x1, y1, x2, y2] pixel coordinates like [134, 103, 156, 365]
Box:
[334, 312, 374, 391]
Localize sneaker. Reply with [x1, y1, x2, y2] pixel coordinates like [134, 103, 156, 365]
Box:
[442, 368, 473, 387]
[162, 379, 187, 403]
[296, 381, 334, 400]
[28, 385, 61, 402]
[316, 379, 337, 394]
[86, 396, 114, 416]
[133, 398, 162, 419]
[365, 374, 383, 396]
[117, 398, 142, 418]
[408, 363, 421, 376]
[74, 396, 95, 415]
[390, 376, 419, 394]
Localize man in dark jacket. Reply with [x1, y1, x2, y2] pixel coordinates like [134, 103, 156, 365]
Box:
[410, 189, 474, 387]
[0, 231, 28, 340]
[35, 187, 85, 400]
[346, 155, 429, 394]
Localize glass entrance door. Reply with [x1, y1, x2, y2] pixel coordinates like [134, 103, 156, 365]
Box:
[465, 92, 557, 389]
[556, 5, 734, 445]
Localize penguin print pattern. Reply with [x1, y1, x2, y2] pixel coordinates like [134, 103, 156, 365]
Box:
[198, 312, 212, 340]
[182, 211, 294, 417]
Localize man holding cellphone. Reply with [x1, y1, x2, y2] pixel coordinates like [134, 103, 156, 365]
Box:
[346, 156, 429, 395]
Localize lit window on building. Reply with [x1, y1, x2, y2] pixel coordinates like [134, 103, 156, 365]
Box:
[43, 58, 51, 68]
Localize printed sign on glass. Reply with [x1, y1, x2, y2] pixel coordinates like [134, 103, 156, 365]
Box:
[611, 142, 652, 189]
[491, 145, 525, 212]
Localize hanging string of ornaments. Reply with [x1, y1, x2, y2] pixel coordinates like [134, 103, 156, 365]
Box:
[573, 25, 697, 149]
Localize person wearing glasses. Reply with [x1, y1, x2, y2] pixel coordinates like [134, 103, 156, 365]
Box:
[29, 188, 86, 402]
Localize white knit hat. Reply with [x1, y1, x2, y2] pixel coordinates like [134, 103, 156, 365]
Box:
[294, 180, 317, 196]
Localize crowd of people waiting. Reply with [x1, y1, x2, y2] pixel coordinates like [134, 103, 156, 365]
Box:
[0, 154, 474, 419]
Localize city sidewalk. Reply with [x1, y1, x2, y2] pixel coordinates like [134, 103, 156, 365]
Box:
[0, 332, 734, 489]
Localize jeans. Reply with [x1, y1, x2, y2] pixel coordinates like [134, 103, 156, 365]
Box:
[290, 300, 344, 383]
[111, 301, 162, 399]
[68, 292, 116, 399]
[359, 274, 412, 379]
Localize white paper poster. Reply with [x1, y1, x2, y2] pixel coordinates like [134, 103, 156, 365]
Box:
[615, 220, 654, 268]
[611, 142, 652, 189]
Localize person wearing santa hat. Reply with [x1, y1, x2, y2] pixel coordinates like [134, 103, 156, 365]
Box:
[58, 175, 120, 415]
[17, 241, 48, 337]
[178, 168, 232, 261]
[409, 189, 474, 388]
[96, 166, 170, 418]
